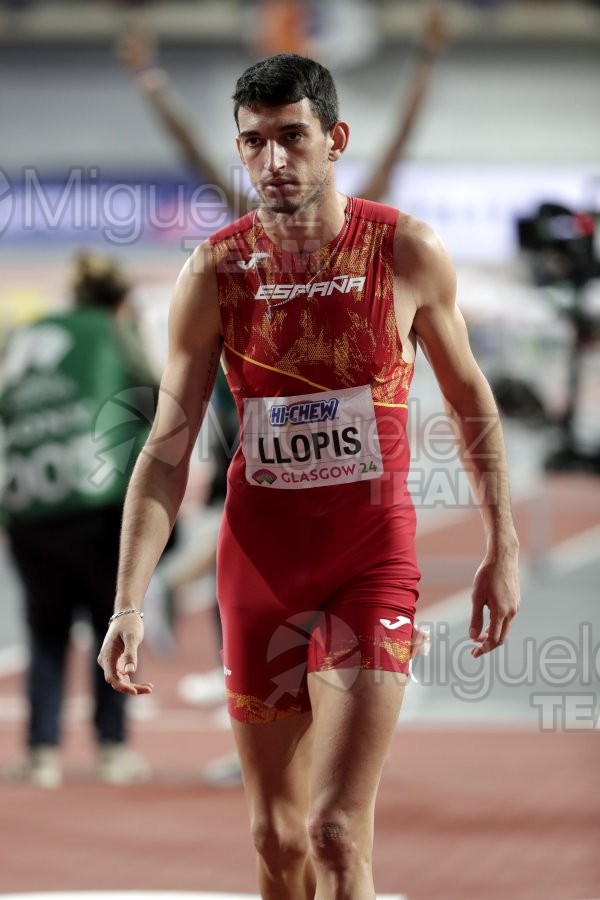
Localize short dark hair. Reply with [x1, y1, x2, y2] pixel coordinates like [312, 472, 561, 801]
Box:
[232, 53, 339, 133]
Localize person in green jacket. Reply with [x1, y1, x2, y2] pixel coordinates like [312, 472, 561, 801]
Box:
[1, 253, 155, 788]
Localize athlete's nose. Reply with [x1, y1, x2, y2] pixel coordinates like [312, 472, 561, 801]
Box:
[265, 140, 286, 174]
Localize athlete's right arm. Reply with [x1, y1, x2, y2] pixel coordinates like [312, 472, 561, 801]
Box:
[97, 241, 222, 694]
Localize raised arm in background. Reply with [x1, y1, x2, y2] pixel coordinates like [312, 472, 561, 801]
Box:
[118, 29, 253, 218]
[357, 2, 450, 202]
[118, 2, 449, 210]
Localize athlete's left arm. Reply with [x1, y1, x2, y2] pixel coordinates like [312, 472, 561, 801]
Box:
[395, 218, 520, 656]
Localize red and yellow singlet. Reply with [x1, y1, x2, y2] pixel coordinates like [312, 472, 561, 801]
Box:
[209, 197, 421, 723]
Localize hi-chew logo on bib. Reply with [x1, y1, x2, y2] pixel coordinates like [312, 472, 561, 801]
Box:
[269, 397, 339, 427]
[243, 385, 383, 490]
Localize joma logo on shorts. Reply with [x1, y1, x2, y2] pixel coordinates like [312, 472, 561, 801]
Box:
[269, 398, 339, 427]
[255, 275, 366, 301]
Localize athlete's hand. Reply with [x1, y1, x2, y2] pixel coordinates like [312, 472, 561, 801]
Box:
[97, 614, 153, 696]
[469, 551, 520, 658]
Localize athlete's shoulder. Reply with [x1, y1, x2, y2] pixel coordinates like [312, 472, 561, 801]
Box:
[393, 213, 456, 304]
[209, 209, 255, 247]
[353, 196, 399, 227]
[394, 212, 451, 267]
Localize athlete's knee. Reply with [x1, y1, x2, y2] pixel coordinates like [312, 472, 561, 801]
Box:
[251, 815, 310, 871]
[308, 810, 359, 872]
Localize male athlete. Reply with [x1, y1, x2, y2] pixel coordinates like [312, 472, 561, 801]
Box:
[98, 54, 520, 900]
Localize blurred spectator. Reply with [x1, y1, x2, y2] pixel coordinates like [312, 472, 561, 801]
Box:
[250, 0, 311, 57]
[0, 253, 156, 788]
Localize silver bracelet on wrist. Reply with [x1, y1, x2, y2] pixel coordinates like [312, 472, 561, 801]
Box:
[108, 608, 144, 625]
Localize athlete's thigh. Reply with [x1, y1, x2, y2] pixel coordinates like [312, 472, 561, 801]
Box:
[307, 668, 405, 826]
[231, 712, 313, 832]
[217, 504, 315, 723]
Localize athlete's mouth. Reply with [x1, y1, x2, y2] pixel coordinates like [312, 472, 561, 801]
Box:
[263, 178, 297, 188]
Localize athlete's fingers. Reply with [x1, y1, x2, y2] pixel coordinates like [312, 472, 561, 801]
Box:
[125, 680, 154, 695]
[97, 628, 143, 691]
[101, 664, 137, 695]
[98, 640, 152, 695]
[469, 597, 485, 642]
[485, 610, 503, 648]
[470, 627, 488, 656]
[471, 627, 488, 643]
[472, 612, 504, 657]
[104, 672, 153, 696]
[97, 634, 122, 681]
[498, 614, 514, 646]
[117, 631, 140, 675]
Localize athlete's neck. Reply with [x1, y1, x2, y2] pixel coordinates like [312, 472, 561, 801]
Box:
[257, 191, 348, 252]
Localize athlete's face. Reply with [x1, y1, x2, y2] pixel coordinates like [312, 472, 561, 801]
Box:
[236, 99, 346, 215]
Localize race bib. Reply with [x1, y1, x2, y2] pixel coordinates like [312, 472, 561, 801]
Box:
[242, 385, 383, 489]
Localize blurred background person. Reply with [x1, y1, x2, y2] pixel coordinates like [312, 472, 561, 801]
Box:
[0, 254, 155, 788]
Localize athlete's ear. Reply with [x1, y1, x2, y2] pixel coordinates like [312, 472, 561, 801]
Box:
[328, 121, 350, 161]
[236, 135, 247, 166]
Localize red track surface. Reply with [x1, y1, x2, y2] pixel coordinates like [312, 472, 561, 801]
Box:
[1, 475, 599, 900]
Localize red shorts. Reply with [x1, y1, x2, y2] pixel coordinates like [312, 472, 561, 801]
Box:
[216, 479, 421, 723]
